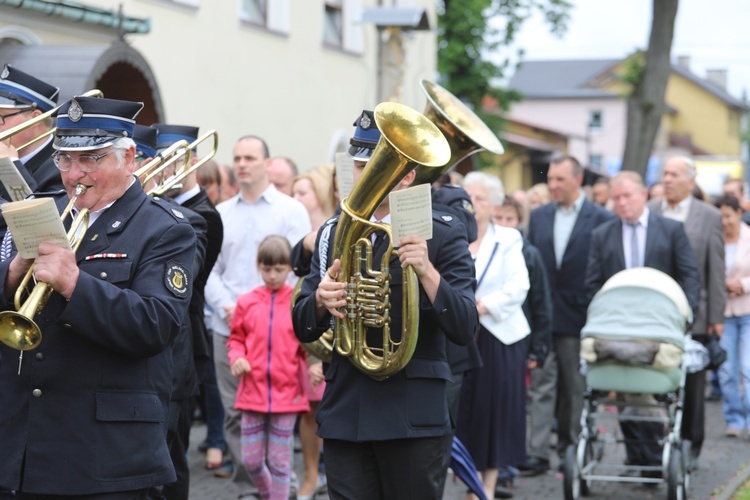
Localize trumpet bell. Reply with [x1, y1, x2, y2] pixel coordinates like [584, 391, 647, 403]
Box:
[0, 311, 41, 351]
[414, 80, 504, 186]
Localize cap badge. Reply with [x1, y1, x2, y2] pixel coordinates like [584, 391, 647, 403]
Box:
[68, 99, 83, 122]
[359, 113, 372, 129]
[0, 66, 8, 80]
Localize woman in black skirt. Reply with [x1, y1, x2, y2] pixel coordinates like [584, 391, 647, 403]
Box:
[456, 172, 531, 499]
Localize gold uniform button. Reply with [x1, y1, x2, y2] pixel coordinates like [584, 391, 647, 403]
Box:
[32, 389, 42, 398]
[100, 272, 108, 280]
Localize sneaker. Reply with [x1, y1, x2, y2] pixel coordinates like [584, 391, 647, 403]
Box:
[213, 460, 233, 478]
[726, 427, 741, 438]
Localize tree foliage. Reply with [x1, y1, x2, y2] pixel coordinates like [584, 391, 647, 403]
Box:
[438, 0, 572, 110]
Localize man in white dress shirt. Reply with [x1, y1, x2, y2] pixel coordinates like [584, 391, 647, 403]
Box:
[205, 135, 311, 498]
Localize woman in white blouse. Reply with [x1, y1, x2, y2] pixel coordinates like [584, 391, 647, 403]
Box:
[455, 172, 530, 499]
[716, 194, 750, 438]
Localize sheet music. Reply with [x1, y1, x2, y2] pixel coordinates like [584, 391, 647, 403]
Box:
[0, 157, 32, 201]
[389, 183, 433, 245]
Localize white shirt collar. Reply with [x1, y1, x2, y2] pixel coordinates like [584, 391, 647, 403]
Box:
[20, 135, 53, 164]
[172, 185, 200, 205]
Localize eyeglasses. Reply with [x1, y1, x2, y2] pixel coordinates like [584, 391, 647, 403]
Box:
[0, 108, 32, 126]
[52, 150, 116, 173]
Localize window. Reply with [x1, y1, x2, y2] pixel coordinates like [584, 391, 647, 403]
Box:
[589, 154, 603, 169]
[324, 1, 343, 47]
[241, 0, 267, 26]
[588, 110, 603, 132]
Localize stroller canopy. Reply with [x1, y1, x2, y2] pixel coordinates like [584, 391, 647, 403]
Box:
[582, 268, 692, 349]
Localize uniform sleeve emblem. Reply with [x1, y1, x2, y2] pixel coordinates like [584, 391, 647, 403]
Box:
[165, 260, 190, 297]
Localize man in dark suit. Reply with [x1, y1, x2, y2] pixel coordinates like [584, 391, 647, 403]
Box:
[649, 156, 725, 463]
[586, 171, 700, 307]
[0, 64, 60, 193]
[520, 154, 614, 475]
[292, 108, 477, 499]
[0, 96, 196, 497]
[585, 170, 700, 472]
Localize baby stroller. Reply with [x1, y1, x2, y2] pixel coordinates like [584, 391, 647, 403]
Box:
[563, 268, 693, 500]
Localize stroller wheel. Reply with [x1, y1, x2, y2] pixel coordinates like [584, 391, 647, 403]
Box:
[563, 445, 581, 500]
[576, 438, 594, 496]
[667, 447, 685, 500]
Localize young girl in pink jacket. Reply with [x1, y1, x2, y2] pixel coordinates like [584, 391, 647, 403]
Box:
[228, 235, 309, 500]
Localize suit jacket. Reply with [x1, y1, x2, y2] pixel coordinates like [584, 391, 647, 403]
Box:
[0, 181, 196, 495]
[584, 212, 701, 320]
[293, 212, 477, 441]
[649, 198, 726, 334]
[526, 199, 614, 336]
[522, 240, 553, 364]
[725, 222, 750, 317]
[22, 139, 64, 193]
[180, 187, 223, 373]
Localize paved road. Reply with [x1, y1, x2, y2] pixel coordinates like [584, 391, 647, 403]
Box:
[188, 395, 749, 499]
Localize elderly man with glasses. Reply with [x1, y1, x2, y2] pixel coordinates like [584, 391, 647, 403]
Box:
[0, 96, 197, 499]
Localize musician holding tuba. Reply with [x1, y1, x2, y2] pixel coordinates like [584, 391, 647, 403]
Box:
[0, 96, 197, 498]
[292, 109, 478, 499]
[0, 64, 61, 193]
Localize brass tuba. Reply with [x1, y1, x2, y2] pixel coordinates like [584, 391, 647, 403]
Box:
[413, 80, 504, 186]
[0, 185, 90, 350]
[329, 102, 450, 380]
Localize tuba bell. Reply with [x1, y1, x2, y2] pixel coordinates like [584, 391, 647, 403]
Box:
[0, 185, 90, 350]
[329, 102, 450, 380]
[413, 80, 504, 186]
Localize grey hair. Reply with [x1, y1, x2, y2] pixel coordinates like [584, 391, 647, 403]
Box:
[463, 171, 505, 205]
[671, 156, 697, 179]
[111, 137, 136, 168]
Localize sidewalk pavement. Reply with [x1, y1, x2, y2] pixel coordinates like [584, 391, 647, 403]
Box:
[188, 396, 750, 499]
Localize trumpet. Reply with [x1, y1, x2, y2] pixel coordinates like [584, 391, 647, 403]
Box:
[135, 139, 192, 190]
[0, 185, 90, 351]
[0, 90, 104, 151]
[139, 130, 219, 197]
[412, 80, 504, 186]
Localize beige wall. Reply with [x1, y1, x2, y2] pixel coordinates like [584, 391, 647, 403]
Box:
[0, 0, 438, 170]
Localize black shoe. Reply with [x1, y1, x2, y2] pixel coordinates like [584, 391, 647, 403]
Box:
[706, 392, 722, 402]
[495, 478, 513, 498]
[518, 457, 550, 477]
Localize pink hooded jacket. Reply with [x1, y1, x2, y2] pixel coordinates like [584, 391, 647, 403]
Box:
[228, 283, 309, 414]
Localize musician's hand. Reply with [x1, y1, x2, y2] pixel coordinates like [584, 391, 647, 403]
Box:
[0, 141, 18, 159]
[33, 242, 79, 300]
[231, 357, 251, 377]
[398, 236, 441, 303]
[223, 304, 236, 328]
[316, 258, 347, 320]
[5, 254, 34, 298]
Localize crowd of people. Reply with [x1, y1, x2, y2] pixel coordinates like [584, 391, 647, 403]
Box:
[0, 62, 747, 500]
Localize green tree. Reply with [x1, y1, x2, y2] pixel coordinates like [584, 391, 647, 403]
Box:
[438, 0, 572, 111]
